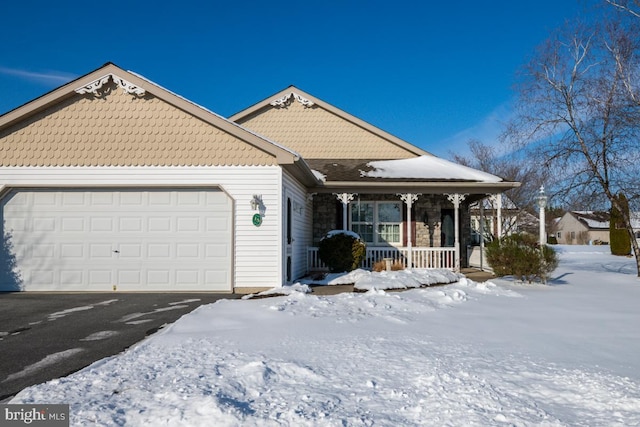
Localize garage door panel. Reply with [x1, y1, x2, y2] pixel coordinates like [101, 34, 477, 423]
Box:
[90, 192, 114, 205]
[119, 217, 143, 232]
[34, 217, 56, 232]
[1, 189, 232, 292]
[89, 270, 112, 285]
[118, 270, 141, 285]
[60, 270, 83, 285]
[91, 217, 114, 232]
[61, 244, 84, 258]
[147, 270, 170, 286]
[62, 217, 85, 232]
[148, 217, 171, 232]
[176, 217, 200, 232]
[206, 270, 228, 283]
[148, 243, 171, 258]
[32, 192, 56, 206]
[31, 270, 55, 286]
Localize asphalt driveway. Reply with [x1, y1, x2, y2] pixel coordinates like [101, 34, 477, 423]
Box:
[0, 292, 237, 401]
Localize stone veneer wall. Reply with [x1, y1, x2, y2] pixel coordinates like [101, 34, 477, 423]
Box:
[312, 193, 339, 244]
[312, 193, 473, 267]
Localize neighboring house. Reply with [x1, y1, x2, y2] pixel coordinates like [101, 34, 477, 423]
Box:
[555, 211, 640, 245]
[0, 63, 519, 292]
[556, 211, 609, 244]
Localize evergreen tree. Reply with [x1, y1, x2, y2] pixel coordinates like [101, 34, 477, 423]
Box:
[610, 194, 631, 256]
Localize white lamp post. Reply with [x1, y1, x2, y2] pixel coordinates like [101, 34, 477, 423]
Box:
[536, 186, 548, 248]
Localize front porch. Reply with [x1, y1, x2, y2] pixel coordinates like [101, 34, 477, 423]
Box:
[307, 246, 456, 271]
[309, 191, 473, 273]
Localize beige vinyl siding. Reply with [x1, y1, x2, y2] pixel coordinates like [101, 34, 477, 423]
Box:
[555, 214, 609, 245]
[0, 165, 283, 290]
[237, 100, 416, 160]
[283, 170, 313, 282]
[0, 82, 276, 167]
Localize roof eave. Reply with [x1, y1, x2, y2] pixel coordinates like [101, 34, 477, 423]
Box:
[311, 180, 521, 194]
[282, 157, 323, 187]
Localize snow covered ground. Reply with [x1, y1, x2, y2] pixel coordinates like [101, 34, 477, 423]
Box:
[11, 246, 640, 426]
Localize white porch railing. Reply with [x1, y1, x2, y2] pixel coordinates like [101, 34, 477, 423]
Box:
[307, 246, 456, 271]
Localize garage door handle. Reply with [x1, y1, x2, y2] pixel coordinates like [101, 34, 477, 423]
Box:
[113, 250, 120, 253]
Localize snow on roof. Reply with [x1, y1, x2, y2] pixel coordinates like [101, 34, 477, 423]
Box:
[312, 169, 327, 182]
[361, 156, 503, 182]
[571, 211, 640, 230]
[573, 211, 609, 229]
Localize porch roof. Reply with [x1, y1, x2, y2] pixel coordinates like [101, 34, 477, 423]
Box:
[307, 158, 520, 195]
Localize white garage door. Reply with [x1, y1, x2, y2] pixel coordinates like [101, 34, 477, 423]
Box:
[0, 188, 232, 292]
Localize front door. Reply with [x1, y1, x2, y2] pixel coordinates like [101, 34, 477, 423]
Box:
[285, 196, 293, 284]
[441, 209, 455, 247]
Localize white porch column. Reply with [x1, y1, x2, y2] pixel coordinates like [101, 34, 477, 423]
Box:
[536, 186, 548, 247]
[398, 193, 420, 268]
[489, 193, 502, 240]
[446, 193, 467, 272]
[479, 197, 485, 271]
[496, 193, 502, 240]
[334, 193, 355, 230]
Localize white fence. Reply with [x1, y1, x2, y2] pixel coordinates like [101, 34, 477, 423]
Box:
[307, 246, 456, 271]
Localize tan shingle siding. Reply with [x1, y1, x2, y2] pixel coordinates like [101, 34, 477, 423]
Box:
[237, 101, 417, 160]
[0, 83, 276, 167]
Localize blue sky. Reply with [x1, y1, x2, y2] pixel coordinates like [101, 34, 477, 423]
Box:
[0, 0, 593, 158]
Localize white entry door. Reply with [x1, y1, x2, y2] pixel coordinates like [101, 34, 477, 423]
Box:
[0, 188, 232, 292]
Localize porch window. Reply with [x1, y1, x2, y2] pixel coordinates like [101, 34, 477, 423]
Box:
[351, 201, 402, 245]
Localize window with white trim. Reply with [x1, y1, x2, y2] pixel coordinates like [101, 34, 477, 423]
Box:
[351, 201, 402, 245]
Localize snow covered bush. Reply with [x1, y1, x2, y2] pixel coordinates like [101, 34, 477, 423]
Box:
[485, 233, 558, 283]
[318, 230, 366, 273]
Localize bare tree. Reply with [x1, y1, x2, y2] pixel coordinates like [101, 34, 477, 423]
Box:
[607, 0, 640, 18]
[452, 139, 549, 212]
[452, 139, 549, 240]
[506, 13, 640, 275]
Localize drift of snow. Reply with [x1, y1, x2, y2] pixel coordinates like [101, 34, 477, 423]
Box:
[362, 155, 504, 182]
[11, 246, 640, 426]
[297, 268, 462, 291]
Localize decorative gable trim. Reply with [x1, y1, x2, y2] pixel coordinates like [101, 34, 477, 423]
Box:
[270, 92, 314, 108]
[74, 73, 146, 96]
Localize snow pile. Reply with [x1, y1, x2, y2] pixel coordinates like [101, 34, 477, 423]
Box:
[296, 268, 462, 291]
[362, 155, 504, 182]
[11, 246, 640, 426]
